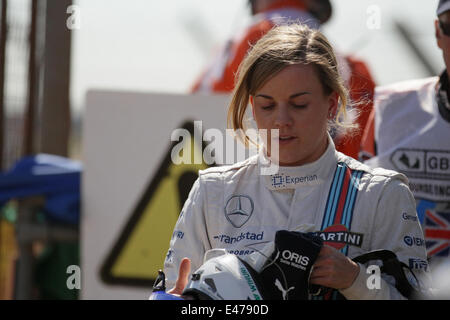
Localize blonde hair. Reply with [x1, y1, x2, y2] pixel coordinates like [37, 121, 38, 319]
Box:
[227, 23, 357, 147]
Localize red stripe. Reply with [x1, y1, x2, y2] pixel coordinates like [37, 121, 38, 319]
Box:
[426, 210, 448, 228]
[333, 168, 351, 225]
[428, 242, 450, 257]
[425, 228, 450, 239]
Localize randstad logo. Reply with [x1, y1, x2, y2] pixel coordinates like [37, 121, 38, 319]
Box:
[213, 231, 264, 244]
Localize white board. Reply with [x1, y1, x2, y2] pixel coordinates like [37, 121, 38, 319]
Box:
[81, 90, 257, 299]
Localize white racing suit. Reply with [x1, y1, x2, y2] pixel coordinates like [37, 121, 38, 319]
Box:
[164, 136, 429, 299]
[364, 75, 450, 264]
[361, 74, 450, 295]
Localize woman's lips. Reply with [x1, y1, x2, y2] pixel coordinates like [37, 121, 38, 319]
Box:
[277, 136, 297, 145]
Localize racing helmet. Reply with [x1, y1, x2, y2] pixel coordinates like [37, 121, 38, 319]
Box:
[182, 249, 265, 300]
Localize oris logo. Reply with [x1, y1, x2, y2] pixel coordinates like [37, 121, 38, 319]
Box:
[281, 250, 310, 267]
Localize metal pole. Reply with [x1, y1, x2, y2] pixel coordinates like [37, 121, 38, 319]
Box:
[0, 0, 8, 170]
[39, 0, 72, 156]
[22, 0, 38, 157]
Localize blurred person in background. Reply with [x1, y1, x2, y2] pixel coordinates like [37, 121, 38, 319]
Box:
[360, 0, 450, 295]
[192, 0, 376, 160]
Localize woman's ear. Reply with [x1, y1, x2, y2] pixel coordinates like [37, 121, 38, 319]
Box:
[328, 92, 339, 119]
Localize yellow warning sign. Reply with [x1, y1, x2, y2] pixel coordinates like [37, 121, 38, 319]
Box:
[101, 121, 209, 286]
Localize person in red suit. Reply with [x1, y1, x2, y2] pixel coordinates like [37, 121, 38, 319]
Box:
[192, 0, 376, 160]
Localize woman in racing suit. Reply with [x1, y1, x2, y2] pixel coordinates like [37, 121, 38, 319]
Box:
[163, 24, 429, 299]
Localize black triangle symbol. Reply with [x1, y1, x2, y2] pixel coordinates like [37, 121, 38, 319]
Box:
[100, 121, 212, 287]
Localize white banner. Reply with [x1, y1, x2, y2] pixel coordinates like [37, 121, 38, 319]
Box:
[81, 90, 253, 299]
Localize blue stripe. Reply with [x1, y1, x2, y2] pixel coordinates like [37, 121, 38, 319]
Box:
[342, 246, 348, 256]
[345, 171, 361, 230]
[317, 166, 364, 300]
[341, 170, 359, 229]
[345, 174, 358, 254]
[320, 163, 342, 230]
[340, 171, 363, 256]
[346, 171, 363, 229]
[339, 171, 355, 255]
[322, 164, 342, 229]
[340, 171, 352, 230]
[327, 164, 346, 228]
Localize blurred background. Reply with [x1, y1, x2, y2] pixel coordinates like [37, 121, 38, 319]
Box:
[0, 0, 443, 299]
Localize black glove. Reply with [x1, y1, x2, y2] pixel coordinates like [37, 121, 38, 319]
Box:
[258, 230, 323, 300]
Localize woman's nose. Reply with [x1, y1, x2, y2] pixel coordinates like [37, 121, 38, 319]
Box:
[274, 104, 293, 127]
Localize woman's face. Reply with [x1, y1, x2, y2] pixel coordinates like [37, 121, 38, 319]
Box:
[251, 64, 338, 167]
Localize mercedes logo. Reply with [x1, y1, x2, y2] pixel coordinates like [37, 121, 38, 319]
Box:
[224, 195, 254, 228]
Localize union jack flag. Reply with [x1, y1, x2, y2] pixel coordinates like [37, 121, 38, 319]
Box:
[424, 209, 450, 258]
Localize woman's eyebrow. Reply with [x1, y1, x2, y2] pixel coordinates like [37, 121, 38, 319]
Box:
[289, 92, 311, 98]
[254, 94, 273, 99]
[254, 92, 311, 99]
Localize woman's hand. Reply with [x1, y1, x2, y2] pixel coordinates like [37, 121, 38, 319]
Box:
[309, 245, 360, 290]
[167, 257, 191, 296]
